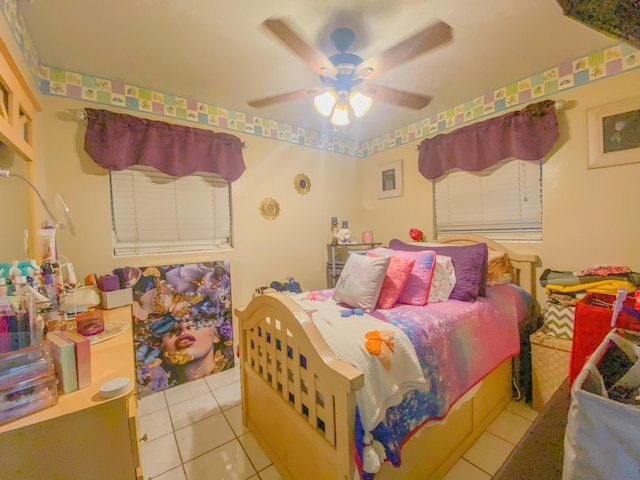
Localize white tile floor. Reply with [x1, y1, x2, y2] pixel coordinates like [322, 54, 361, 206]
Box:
[138, 366, 538, 479]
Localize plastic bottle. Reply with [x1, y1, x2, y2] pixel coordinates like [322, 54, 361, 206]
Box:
[43, 274, 58, 309]
[331, 217, 339, 244]
[40, 223, 57, 261]
[65, 263, 78, 287]
[9, 261, 21, 281]
[13, 276, 28, 292]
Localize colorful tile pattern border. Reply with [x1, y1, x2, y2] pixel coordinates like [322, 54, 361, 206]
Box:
[360, 43, 640, 156]
[0, 0, 40, 85]
[2, 1, 639, 158]
[37, 64, 360, 156]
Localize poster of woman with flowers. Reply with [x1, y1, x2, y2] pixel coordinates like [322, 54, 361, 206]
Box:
[131, 261, 234, 396]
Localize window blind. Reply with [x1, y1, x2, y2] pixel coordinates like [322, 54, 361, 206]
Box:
[109, 165, 232, 255]
[434, 159, 542, 241]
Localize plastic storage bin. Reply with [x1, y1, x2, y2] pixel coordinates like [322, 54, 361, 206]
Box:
[570, 292, 640, 385]
[0, 343, 58, 425]
[564, 328, 640, 479]
[0, 343, 54, 390]
[0, 373, 58, 425]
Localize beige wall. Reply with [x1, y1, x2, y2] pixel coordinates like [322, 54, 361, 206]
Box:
[37, 95, 365, 310]
[361, 68, 640, 305]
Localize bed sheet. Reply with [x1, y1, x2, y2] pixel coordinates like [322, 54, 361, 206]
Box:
[298, 284, 531, 479]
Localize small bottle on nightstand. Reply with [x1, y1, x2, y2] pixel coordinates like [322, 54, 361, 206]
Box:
[331, 217, 339, 244]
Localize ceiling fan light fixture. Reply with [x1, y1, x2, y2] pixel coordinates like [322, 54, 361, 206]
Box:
[313, 90, 337, 117]
[330, 103, 349, 126]
[349, 91, 373, 118]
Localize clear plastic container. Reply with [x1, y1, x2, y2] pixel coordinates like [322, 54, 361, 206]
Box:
[0, 343, 54, 390]
[0, 372, 58, 425]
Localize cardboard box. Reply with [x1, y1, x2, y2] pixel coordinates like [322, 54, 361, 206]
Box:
[59, 331, 92, 389]
[47, 331, 78, 394]
[100, 288, 133, 309]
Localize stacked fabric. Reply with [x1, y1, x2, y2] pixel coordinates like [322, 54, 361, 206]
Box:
[540, 266, 640, 339]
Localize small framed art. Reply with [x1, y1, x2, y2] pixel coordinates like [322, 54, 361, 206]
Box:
[377, 159, 403, 199]
[587, 96, 640, 169]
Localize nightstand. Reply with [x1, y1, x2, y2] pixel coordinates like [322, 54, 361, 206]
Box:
[326, 242, 382, 287]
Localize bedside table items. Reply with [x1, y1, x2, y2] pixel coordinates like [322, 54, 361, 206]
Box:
[362, 231, 374, 243]
[331, 217, 339, 243]
[336, 220, 352, 245]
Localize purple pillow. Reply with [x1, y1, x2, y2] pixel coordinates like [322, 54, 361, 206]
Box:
[388, 239, 489, 301]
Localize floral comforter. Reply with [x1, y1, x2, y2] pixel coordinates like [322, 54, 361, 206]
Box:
[303, 284, 531, 479]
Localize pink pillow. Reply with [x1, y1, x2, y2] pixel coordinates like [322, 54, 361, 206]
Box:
[368, 247, 437, 306]
[368, 255, 416, 309]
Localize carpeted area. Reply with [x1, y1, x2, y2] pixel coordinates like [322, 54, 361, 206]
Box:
[493, 378, 570, 480]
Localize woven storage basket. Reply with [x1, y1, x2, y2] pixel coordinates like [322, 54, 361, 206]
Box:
[531, 327, 572, 411]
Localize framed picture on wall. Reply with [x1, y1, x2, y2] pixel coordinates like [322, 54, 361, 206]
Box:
[377, 159, 403, 199]
[587, 96, 640, 169]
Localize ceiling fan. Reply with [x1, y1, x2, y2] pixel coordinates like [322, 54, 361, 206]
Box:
[247, 17, 453, 125]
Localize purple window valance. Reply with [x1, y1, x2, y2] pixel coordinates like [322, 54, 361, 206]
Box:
[84, 108, 246, 181]
[417, 100, 559, 180]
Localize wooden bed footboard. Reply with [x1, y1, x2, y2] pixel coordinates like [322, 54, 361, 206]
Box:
[236, 293, 364, 480]
[237, 293, 513, 480]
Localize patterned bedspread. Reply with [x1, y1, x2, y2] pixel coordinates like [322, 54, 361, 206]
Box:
[300, 284, 531, 479]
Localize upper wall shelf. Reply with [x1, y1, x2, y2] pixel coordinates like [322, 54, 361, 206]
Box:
[0, 34, 40, 161]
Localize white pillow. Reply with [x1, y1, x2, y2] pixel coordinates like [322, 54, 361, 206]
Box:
[427, 255, 457, 303]
[333, 254, 391, 312]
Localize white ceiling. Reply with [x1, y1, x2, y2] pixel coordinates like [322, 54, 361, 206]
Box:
[20, 0, 618, 142]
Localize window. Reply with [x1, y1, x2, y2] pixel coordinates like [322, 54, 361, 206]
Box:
[434, 159, 542, 241]
[109, 166, 232, 255]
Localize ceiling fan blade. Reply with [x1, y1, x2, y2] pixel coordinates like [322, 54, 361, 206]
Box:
[364, 84, 432, 110]
[356, 21, 453, 80]
[263, 17, 338, 77]
[247, 87, 320, 108]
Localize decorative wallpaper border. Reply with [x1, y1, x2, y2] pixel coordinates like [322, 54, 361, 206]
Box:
[360, 43, 640, 156]
[2, 0, 639, 158]
[0, 0, 40, 84]
[37, 65, 360, 156]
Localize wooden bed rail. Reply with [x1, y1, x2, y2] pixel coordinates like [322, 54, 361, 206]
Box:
[236, 293, 364, 479]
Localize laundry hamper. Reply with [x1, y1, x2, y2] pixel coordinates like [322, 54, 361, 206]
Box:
[563, 328, 640, 480]
[530, 327, 572, 411]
